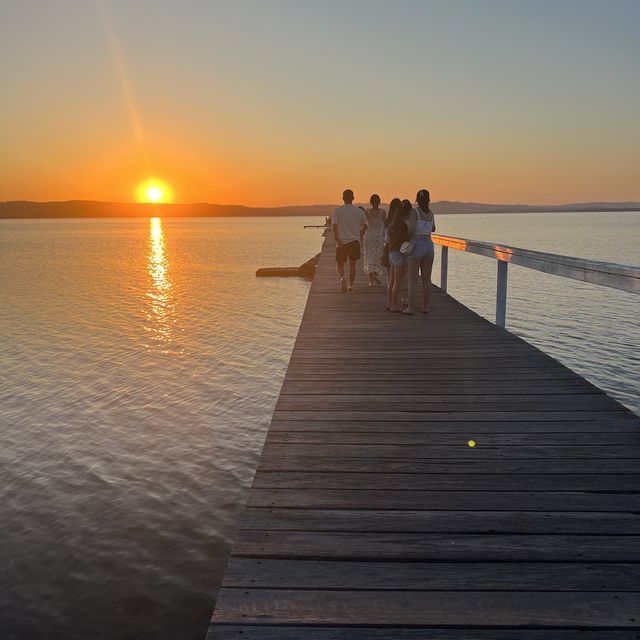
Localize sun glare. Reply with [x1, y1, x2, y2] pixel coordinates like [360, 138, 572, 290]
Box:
[147, 186, 162, 202]
[136, 179, 173, 204]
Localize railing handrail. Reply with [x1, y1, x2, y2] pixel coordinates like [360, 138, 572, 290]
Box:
[432, 233, 640, 294]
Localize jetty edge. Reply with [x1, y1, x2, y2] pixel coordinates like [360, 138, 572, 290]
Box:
[208, 231, 640, 638]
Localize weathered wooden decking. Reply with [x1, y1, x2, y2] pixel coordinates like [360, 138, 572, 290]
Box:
[208, 234, 640, 639]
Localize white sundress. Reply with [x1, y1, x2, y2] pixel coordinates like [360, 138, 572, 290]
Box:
[363, 209, 386, 275]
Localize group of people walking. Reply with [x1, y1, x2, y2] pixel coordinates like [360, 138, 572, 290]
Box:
[331, 188, 436, 315]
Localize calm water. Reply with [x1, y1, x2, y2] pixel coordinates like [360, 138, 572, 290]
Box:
[1, 212, 638, 640]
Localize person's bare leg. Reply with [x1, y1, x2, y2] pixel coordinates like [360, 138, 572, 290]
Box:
[392, 265, 405, 311]
[406, 258, 419, 314]
[387, 266, 395, 309]
[337, 261, 347, 291]
[368, 272, 375, 286]
[421, 254, 434, 312]
[348, 259, 357, 289]
[400, 269, 408, 309]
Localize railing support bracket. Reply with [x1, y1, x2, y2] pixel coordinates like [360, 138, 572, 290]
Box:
[496, 260, 508, 327]
[441, 246, 448, 292]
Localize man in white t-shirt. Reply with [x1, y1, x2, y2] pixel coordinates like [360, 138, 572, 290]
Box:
[332, 189, 367, 293]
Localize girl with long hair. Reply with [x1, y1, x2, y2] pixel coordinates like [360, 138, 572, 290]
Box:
[406, 189, 436, 314]
[388, 199, 412, 313]
[384, 198, 401, 308]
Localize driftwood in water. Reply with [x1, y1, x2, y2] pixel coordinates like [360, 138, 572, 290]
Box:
[256, 253, 320, 279]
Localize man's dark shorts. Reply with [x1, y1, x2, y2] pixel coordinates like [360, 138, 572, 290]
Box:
[336, 240, 361, 263]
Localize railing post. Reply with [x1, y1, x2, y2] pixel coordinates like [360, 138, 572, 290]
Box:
[496, 260, 508, 327]
[441, 246, 448, 292]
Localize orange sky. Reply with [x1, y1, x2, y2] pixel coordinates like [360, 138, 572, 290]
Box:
[1, 1, 638, 206]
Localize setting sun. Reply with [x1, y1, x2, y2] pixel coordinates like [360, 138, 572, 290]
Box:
[136, 179, 173, 204]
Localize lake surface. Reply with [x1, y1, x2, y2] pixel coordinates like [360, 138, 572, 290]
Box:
[1, 212, 638, 640]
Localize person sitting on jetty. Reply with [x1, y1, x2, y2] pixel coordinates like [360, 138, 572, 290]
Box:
[363, 194, 386, 287]
[406, 188, 436, 314]
[332, 189, 367, 293]
[388, 199, 412, 313]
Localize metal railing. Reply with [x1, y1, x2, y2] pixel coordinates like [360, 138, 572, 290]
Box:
[432, 234, 640, 328]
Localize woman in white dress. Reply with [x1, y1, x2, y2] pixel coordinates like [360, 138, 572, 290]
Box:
[362, 193, 386, 286]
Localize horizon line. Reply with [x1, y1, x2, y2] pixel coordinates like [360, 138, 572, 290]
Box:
[2, 198, 640, 208]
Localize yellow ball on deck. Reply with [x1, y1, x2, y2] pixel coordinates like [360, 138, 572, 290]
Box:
[468, 440, 476, 447]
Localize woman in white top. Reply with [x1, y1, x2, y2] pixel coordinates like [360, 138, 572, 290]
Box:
[362, 194, 386, 286]
[406, 189, 436, 314]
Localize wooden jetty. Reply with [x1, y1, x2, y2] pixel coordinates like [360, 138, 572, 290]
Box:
[208, 232, 640, 638]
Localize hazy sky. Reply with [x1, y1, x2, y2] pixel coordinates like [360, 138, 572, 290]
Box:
[1, 0, 638, 205]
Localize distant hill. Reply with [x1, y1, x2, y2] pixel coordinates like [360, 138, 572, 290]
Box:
[432, 201, 640, 214]
[1, 199, 639, 219]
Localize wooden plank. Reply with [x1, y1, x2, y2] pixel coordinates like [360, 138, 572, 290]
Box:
[291, 345, 541, 353]
[264, 431, 640, 445]
[222, 558, 640, 590]
[271, 410, 632, 422]
[247, 488, 640, 511]
[256, 456, 640, 474]
[293, 334, 527, 341]
[286, 362, 572, 370]
[288, 351, 554, 360]
[291, 340, 533, 348]
[239, 508, 640, 534]
[281, 380, 600, 394]
[275, 395, 623, 411]
[233, 531, 640, 561]
[209, 628, 640, 640]
[212, 589, 640, 626]
[283, 371, 588, 380]
[252, 471, 640, 491]
[261, 443, 640, 459]
[268, 419, 640, 433]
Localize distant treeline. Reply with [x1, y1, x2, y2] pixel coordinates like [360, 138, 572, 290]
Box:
[1, 200, 639, 219]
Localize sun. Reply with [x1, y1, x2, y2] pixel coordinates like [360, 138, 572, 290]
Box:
[147, 186, 163, 202]
[136, 179, 174, 204]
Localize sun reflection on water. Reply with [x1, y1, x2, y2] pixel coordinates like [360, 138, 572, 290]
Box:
[146, 217, 177, 350]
